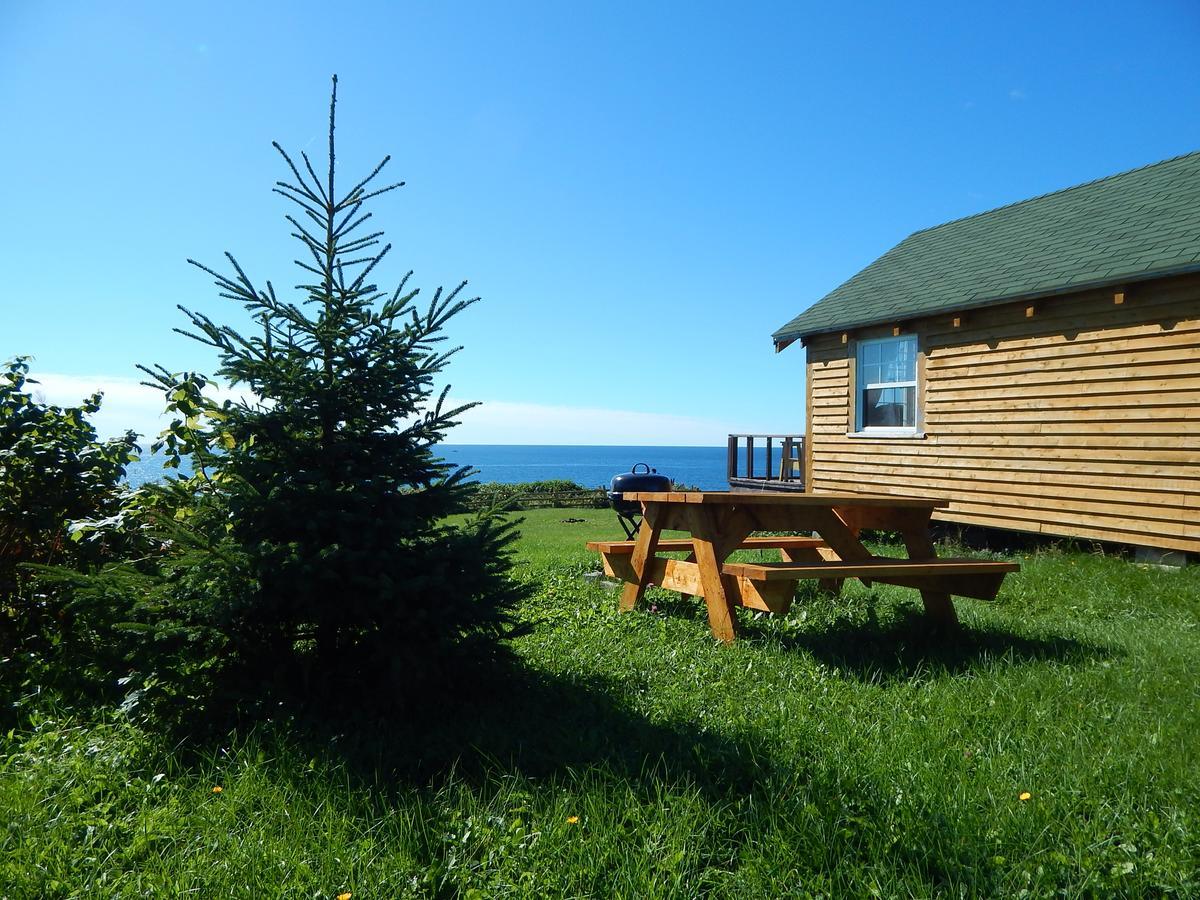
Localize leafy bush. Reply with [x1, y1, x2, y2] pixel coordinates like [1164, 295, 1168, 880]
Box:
[0, 357, 137, 652]
[30, 478, 250, 717]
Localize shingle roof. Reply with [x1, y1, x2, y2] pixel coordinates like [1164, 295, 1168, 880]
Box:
[772, 150, 1200, 346]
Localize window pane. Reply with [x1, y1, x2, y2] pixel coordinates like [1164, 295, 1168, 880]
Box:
[878, 339, 897, 368]
[882, 338, 914, 382]
[861, 386, 916, 428]
[897, 337, 915, 379]
[859, 336, 916, 385]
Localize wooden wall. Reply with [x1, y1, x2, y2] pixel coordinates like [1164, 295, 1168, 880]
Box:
[804, 273, 1200, 553]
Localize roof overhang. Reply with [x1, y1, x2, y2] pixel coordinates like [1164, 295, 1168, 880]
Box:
[773, 334, 801, 353]
[770, 263, 1200, 350]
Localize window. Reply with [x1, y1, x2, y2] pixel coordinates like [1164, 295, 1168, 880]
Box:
[855, 335, 918, 433]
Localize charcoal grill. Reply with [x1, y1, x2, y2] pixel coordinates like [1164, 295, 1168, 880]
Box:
[608, 463, 671, 539]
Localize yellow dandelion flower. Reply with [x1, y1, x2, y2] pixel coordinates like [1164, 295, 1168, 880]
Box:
[337, 893, 352, 900]
[1019, 791, 1031, 801]
[566, 815, 580, 824]
[212, 786, 223, 794]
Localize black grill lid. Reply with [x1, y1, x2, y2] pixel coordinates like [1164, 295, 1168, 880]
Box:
[608, 463, 670, 516]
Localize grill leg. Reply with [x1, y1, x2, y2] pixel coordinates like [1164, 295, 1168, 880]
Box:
[617, 513, 640, 540]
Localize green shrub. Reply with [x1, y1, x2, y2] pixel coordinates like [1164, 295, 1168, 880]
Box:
[0, 357, 137, 652]
[31, 478, 250, 717]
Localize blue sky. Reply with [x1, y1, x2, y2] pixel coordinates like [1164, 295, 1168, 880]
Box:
[3, 0, 1199, 444]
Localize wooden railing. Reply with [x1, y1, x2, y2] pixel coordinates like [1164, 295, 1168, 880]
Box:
[727, 434, 804, 488]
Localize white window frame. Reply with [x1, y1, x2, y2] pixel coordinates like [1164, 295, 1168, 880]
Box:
[852, 334, 921, 437]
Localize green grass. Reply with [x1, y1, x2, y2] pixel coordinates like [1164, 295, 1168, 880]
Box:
[3, 508, 1199, 897]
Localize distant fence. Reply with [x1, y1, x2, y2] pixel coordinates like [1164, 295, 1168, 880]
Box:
[463, 486, 608, 512]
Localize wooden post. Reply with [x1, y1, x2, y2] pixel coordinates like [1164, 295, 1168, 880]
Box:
[727, 435, 738, 480]
[746, 435, 754, 480]
[765, 436, 773, 482]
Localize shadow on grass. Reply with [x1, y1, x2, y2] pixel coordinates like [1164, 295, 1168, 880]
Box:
[211, 658, 1011, 895]
[218, 650, 1030, 895]
[645, 587, 1112, 682]
[740, 600, 1113, 681]
[128, 613, 1086, 896]
[272, 659, 777, 798]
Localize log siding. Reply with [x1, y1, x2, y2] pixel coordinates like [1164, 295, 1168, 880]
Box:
[804, 273, 1200, 553]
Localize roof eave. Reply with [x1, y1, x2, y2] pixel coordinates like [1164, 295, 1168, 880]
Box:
[771, 262, 1200, 350]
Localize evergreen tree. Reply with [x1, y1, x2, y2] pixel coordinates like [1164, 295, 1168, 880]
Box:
[139, 76, 527, 705]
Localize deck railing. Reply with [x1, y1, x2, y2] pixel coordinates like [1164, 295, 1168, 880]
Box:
[726, 434, 805, 487]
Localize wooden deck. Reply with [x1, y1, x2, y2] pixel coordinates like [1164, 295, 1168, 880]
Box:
[728, 476, 808, 493]
[727, 434, 805, 492]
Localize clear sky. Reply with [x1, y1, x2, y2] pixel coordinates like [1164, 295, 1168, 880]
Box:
[3, 1, 1199, 444]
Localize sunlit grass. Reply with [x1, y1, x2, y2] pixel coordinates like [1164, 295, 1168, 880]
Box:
[3, 509, 1198, 896]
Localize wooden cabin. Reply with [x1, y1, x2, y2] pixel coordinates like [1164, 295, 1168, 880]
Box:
[770, 151, 1200, 557]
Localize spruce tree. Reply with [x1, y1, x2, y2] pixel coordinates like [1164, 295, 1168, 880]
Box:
[142, 76, 526, 705]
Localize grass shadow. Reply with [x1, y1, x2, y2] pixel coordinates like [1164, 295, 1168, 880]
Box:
[215, 656, 1021, 895]
[638, 584, 1112, 681]
[738, 599, 1114, 681]
[265, 658, 780, 799]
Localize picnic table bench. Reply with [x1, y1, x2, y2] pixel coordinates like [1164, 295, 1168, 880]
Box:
[586, 491, 1019, 642]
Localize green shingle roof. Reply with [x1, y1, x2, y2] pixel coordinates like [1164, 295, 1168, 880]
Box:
[773, 150, 1200, 346]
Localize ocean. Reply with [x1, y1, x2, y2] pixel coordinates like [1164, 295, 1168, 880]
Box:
[122, 444, 759, 491]
[439, 445, 730, 489]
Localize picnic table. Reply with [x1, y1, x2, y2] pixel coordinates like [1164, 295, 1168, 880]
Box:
[586, 491, 1019, 642]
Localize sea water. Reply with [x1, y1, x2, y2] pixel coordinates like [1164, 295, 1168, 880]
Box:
[439, 445, 729, 489]
[122, 444, 761, 491]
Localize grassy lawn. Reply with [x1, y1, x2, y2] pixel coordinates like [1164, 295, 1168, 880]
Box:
[3, 508, 1198, 897]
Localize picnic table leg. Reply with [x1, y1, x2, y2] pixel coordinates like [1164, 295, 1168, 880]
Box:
[685, 506, 739, 643]
[898, 517, 959, 630]
[619, 508, 662, 612]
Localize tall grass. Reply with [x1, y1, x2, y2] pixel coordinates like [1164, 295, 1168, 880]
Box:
[2, 508, 1197, 897]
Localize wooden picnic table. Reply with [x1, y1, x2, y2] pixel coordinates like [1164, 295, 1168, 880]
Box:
[586, 491, 1019, 643]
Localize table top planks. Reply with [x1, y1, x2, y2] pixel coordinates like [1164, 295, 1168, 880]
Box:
[621, 490, 949, 509]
